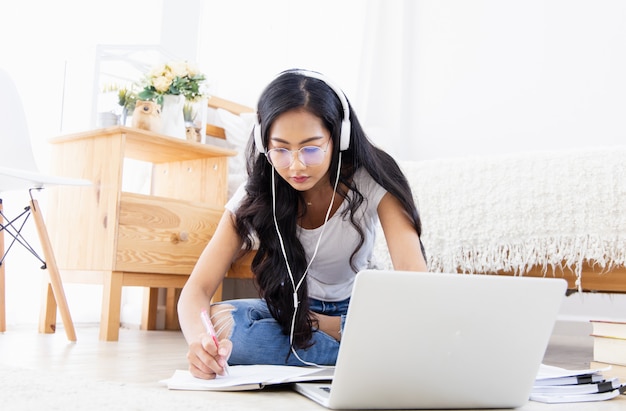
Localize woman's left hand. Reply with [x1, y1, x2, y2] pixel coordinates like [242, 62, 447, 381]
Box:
[312, 312, 342, 341]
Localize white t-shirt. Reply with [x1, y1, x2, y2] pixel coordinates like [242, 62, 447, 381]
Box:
[225, 168, 387, 301]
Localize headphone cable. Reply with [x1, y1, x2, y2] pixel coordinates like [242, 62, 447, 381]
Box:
[271, 153, 342, 367]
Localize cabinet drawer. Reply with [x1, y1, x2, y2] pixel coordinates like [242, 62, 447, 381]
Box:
[115, 193, 222, 274]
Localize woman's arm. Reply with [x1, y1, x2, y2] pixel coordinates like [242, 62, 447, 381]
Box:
[311, 313, 342, 341]
[377, 192, 428, 272]
[177, 210, 244, 378]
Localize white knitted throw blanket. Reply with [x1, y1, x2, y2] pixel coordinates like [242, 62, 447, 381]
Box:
[374, 146, 626, 287]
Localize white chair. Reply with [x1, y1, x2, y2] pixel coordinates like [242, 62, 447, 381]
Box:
[0, 68, 90, 341]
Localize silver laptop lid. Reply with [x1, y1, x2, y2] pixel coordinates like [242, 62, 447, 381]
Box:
[327, 270, 567, 409]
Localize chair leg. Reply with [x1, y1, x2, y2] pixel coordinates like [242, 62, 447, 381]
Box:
[30, 199, 76, 342]
[0, 261, 5, 333]
[0, 200, 5, 332]
[39, 281, 57, 333]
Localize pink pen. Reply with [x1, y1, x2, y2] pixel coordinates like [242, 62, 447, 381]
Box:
[200, 308, 230, 376]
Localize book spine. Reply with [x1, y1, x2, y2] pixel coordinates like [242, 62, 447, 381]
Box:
[590, 320, 626, 339]
[592, 336, 626, 366]
[590, 361, 626, 381]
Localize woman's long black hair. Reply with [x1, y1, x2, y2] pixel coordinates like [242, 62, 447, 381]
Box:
[234, 70, 425, 349]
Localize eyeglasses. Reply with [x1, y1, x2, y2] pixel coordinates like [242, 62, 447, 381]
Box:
[266, 140, 330, 168]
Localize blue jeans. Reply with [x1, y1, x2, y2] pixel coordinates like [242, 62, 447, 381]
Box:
[213, 297, 349, 366]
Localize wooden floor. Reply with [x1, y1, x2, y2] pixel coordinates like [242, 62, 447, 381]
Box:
[0, 324, 190, 384]
[0, 321, 599, 385]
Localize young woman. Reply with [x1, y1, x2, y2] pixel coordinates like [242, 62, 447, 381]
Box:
[178, 69, 427, 379]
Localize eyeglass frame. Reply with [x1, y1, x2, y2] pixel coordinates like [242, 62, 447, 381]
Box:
[265, 139, 332, 168]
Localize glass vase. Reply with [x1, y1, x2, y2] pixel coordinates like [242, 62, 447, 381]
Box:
[183, 97, 207, 143]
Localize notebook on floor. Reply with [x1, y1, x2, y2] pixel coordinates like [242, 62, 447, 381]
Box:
[294, 269, 567, 409]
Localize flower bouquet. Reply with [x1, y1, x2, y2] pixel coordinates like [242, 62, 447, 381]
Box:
[136, 61, 208, 139]
[137, 61, 207, 104]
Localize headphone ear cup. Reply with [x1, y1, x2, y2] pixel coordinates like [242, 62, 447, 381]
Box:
[339, 119, 351, 151]
[254, 120, 265, 153]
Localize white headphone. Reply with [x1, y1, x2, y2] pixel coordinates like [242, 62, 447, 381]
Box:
[254, 69, 351, 153]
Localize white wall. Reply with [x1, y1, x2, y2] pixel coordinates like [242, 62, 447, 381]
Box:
[409, 0, 626, 160]
[2, 0, 625, 328]
[195, 0, 369, 111]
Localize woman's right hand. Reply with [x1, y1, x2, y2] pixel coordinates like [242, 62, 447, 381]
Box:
[186, 335, 232, 379]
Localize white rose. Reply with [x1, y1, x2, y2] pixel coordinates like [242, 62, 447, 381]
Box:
[149, 63, 167, 78]
[168, 61, 189, 78]
[153, 76, 172, 93]
[186, 62, 200, 77]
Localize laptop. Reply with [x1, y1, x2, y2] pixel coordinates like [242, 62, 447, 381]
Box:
[294, 270, 567, 409]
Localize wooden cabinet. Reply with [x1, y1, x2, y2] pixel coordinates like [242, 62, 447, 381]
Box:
[41, 126, 236, 341]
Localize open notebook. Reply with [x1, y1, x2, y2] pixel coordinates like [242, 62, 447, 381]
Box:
[294, 270, 567, 409]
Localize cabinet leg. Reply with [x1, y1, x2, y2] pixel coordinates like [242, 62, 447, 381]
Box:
[141, 287, 159, 330]
[165, 288, 181, 330]
[100, 271, 123, 341]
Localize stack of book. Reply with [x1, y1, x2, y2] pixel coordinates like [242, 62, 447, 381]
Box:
[530, 364, 625, 403]
[590, 361, 626, 382]
[591, 320, 626, 367]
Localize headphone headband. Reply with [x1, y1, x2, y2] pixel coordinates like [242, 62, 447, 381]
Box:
[254, 70, 351, 153]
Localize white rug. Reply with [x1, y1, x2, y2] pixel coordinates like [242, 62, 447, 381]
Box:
[3, 363, 625, 411]
[0, 365, 322, 411]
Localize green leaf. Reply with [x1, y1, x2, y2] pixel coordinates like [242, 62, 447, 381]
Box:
[137, 88, 158, 101]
